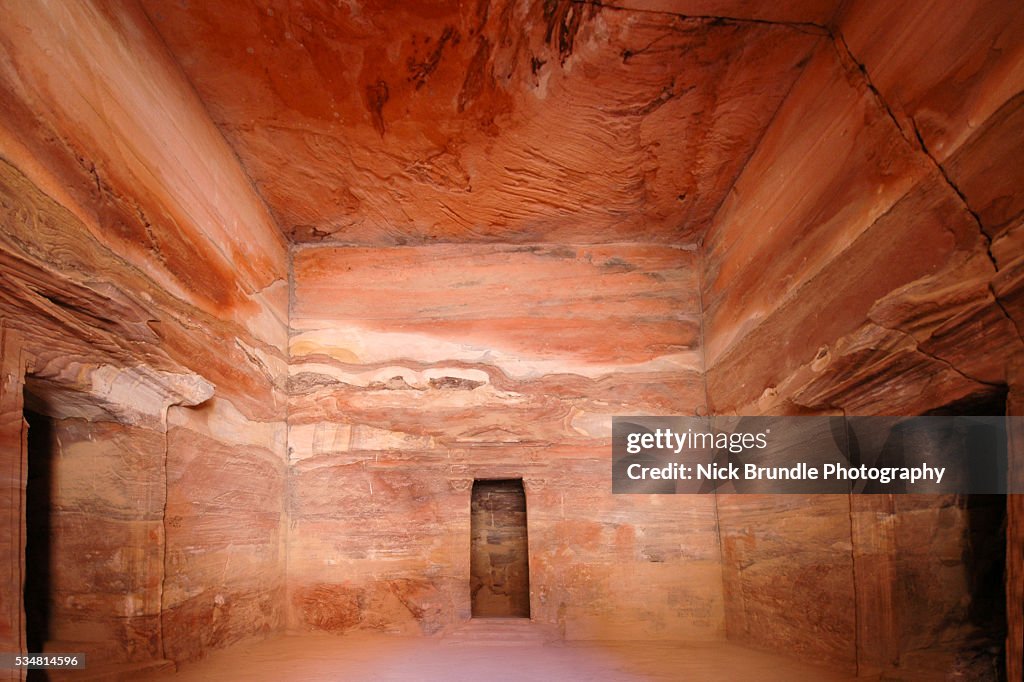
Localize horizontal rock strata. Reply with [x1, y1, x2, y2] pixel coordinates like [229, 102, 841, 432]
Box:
[288, 243, 724, 639]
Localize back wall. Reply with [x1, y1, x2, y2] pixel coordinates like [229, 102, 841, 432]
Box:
[286, 243, 723, 640]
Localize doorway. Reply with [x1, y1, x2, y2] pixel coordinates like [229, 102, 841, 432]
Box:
[23, 407, 52, 679]
[470, 479, 530, 618]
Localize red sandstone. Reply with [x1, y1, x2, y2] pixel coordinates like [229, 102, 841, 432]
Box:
[0, 1, 1020, 680]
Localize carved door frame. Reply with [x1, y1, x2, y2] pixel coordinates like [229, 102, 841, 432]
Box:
[1, 320, 27, 680]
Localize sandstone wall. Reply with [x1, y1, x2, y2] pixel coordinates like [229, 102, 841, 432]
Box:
[160, 399, 288, 663]
[0, 324, 27, 678]
[0, 0, 289, 671]
[0, 0, 1018, 677]
[704, 0, 1024, 675]
[1008, 358, 1024, 682]
[139, 0, 819, 247]
[288, 243, 723, 640]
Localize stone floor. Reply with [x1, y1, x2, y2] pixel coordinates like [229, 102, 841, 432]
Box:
[145, 627, 859, 681]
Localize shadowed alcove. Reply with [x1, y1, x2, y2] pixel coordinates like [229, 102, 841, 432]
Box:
[22, 405, 52, 682]
[470, 479, 530, 618]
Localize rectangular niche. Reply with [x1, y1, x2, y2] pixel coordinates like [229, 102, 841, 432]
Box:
[22, 405, 52, 656]
[470, 479, 530, 618]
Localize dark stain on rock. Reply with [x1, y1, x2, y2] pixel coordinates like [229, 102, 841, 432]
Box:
[534, 245, 577, 260]
[429, 376, 484, 390]
[287, 372, 342, 393]
[543, 0, 591, 64]
[365, 79, 390, 136]
[473, 0, 491, 29]
[458, 36, 492, 113]
[600, 257, 638, 272]
[408, 26, 457, 89]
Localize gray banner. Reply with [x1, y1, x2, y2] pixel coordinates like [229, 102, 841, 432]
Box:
[612, 416, 1016, 494]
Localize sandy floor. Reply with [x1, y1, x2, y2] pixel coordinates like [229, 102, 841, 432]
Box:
[147, 632, 858, 681]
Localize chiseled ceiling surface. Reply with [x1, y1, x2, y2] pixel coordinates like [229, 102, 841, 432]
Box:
[142, 0, 839, 245]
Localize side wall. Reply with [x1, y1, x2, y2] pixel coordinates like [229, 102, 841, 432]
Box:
[288, 243, 724, 640]
[703, 0, 1024, 675]
[0, 0, 290, 670]
[0, 324, 26, 677]
[1008, 358, 1024, 682]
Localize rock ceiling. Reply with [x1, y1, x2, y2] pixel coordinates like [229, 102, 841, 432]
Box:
[141, 0, 839, 245]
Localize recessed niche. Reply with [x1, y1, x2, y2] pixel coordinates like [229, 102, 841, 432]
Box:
[470, 479, 530, 618]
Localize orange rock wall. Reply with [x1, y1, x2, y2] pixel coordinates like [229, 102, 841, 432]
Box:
[704, 0, 1024, 418]
[704, 0, 1024, 674]
[288, 243, 724, 639]
[140, 0, 820, 246]
[160, 401, 288, 663]
[0, 324, 27, 675]
[0, 0, 1019, 677]
[716, 493, 856, 670]
[0, 0, 290, 670]
[1008, 360, 1023, 682]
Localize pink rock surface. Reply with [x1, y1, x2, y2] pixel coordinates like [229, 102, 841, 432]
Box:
[141, 0, 819, 245]
[288, 243, 723, 640]
[0, 1, 1019, 679]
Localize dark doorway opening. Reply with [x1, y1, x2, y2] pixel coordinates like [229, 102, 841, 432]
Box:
[925, 393, 1008, 675]
[23, 406, 53, 680]
[470, 479, 530, 618]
